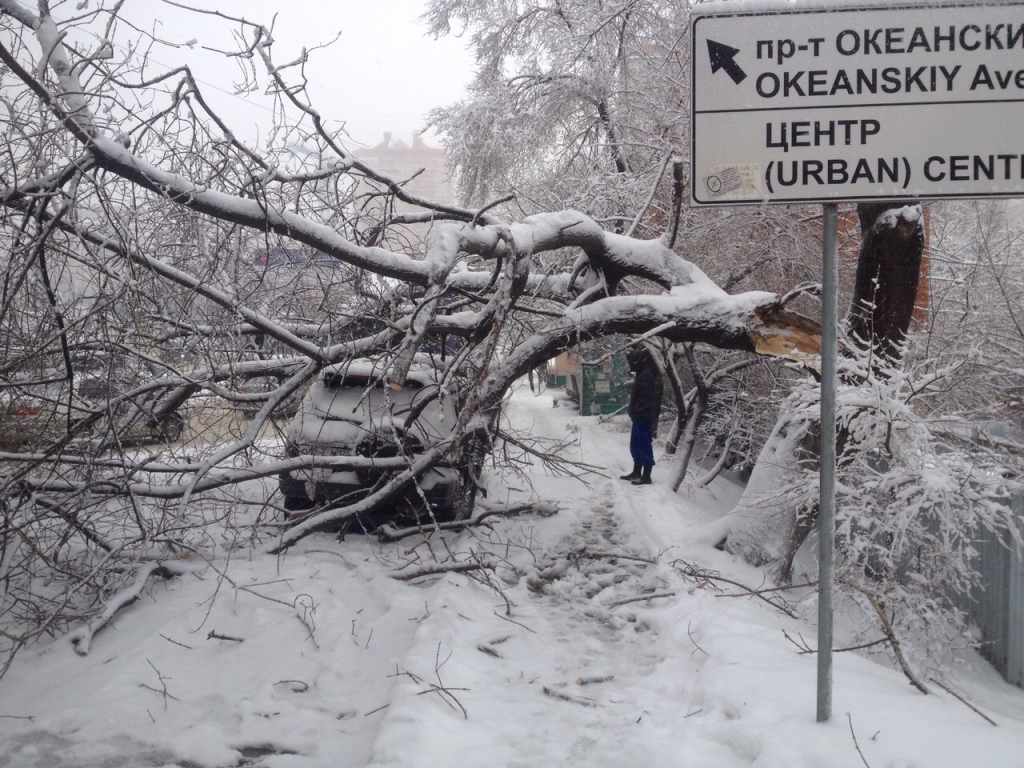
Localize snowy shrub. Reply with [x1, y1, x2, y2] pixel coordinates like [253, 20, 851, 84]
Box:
[772, 349, 1022, 670]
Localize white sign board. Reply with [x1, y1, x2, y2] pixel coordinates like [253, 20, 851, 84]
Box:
[691, 0, 1024, 205]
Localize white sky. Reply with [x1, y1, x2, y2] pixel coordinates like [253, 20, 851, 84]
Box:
[123, 0, 473, 149]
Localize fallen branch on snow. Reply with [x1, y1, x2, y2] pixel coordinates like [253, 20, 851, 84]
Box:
[140, 659, 178, 710]
[207, 630, 244, 643]
[293, 594, 319, 649]
[575, 549, 658, 566]
[389, 645, 469, 719]
[376, 501, 559, 542]
[70, 561, 191, 656]
[607, 592, 676, 608]
[576, 675, 614, 685]
[542, 686, 597, 707]
[672, 559, 799, 619]
[477, 644, 501, 658]
[391, 560, 495, 582]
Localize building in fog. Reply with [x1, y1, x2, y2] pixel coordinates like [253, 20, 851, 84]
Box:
[353, 132, 456, 227]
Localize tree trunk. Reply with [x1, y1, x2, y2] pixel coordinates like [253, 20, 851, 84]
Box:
[669, 345, 708, 492]
[662, 348, 688, 456]
[848, 202, 926, 362]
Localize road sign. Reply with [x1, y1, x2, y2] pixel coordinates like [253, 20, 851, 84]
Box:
[691, 0, 1024, 205]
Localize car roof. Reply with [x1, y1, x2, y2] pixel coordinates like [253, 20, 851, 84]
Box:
[322, 357, 444, 388]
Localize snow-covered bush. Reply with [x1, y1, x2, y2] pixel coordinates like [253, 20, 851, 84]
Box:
[747, 347, 1022, 671]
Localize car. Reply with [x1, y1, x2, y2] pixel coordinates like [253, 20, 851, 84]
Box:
[75, 359, 186, 445]
[279, 357, 464, 523]
[0, 380, 72, 450]
[0, 367, 185, 451]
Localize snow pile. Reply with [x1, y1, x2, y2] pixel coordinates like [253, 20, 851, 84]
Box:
[1, 386, 1022, 767]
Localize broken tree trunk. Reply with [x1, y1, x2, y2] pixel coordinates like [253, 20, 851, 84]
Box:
[724, 202, 925, 578]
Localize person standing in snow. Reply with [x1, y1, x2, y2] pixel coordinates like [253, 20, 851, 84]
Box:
[620, 346, 663, 485]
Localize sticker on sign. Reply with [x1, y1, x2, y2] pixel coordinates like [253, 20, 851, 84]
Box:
[704, 164, 762, 201]
[690, 0, 1024, 205]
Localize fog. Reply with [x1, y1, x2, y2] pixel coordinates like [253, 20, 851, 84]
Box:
[124, 0, 472, 146]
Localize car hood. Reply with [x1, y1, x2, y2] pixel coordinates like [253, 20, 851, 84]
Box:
[287, 362, 456, 450]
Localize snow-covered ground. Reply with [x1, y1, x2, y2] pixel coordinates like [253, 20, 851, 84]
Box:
[1, 384, 1022, 767]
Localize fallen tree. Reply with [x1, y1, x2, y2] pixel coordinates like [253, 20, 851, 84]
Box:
[8, 0, 1015, 688]
[0, 0, 827, 670]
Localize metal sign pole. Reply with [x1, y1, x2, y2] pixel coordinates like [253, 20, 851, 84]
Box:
[689, 0, 1024, 729]
[817, 203, 839, 723]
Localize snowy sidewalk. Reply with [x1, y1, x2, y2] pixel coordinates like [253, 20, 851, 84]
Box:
[1, 385, 1022, 767]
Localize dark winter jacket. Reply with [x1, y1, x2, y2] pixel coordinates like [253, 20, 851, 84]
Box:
[627, 349, 663, 426]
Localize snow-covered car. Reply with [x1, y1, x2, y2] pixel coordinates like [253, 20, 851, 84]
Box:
[279, 358, 463, 520]
[231, 374, 303, 418]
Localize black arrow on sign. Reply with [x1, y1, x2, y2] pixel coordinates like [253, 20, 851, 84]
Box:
[707, 40, 747, 85]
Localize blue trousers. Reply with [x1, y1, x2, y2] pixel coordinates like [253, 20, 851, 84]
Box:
[629, 420, 654, 466]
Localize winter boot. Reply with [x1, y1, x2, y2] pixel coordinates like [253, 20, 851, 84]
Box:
[620, 464, 641, 481]
[631, 465, 653, 485]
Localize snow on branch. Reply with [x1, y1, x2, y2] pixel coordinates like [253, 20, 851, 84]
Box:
[69, 561, 193, 656]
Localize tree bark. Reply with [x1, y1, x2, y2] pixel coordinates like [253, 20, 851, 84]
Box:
[848, 201, 925, 362]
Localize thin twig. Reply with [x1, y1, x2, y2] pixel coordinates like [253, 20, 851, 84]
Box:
[432, 643, 468, 719]
[302, 548, 349, 559]
[390, 664, 470, 720]
[607, 591, 676, 608]
[206, 630, 244, 642]
[293, 593, 319, 649]
[470, 567, 516, 617]
[847, 712, 873, 768]
[471, 194, 515, 227]
[542, 686, 597, 707]
[141, 660, 178, 709]
[782, 629, 814, 653]
[687, 621, 708, 656]
[674, 560, 799, 618]
[493, 611, 536, 634]
[273, 680, 309, 693]
[378, 502, 560, 542]
[576, 675, 614, 685]
[929, 679, 998, 726]
[782, 629, 889, 655]
[716, 581, 817, 598]
[625, 150, 672, 237]
[159, 634, 192, 650]
[843, 582, 929, 695]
